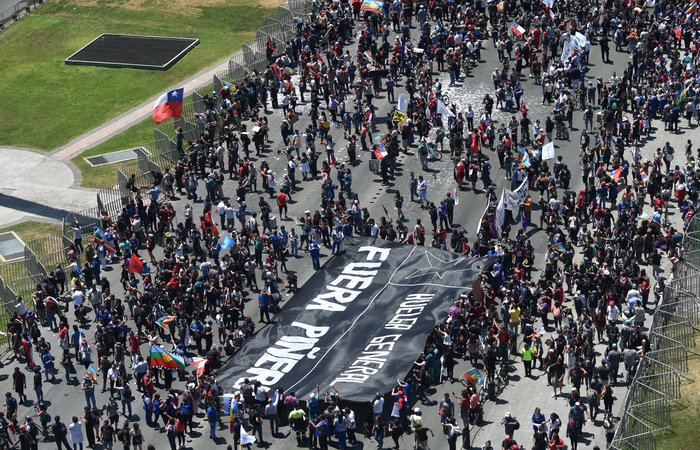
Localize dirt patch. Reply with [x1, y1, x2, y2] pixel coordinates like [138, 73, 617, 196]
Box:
[67, 0, 286, 16]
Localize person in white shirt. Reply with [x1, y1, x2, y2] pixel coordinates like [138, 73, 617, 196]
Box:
[69, 416, 84, 449]
[607, 302, 620, 324]
[372, 393, 385, 415]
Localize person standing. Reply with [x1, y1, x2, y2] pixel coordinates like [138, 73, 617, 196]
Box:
[52, 416, 71, 450]
[12, 367, 27, 404]
[309, 239, 321, 270]
[417, 176, 428, 208]
[69, 416, 84, 450]
[80, 407, 96, 448]
[520, 343, 535, 377]
[414, 424, 434, 450]
[206, 401, 219, 440]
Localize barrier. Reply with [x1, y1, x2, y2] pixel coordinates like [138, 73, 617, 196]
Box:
[0, 0, 316, 351]
[610, 213, 700, 450]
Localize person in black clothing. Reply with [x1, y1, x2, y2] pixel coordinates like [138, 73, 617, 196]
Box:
[12, 425, 34, 450]
[52, 417, 71, 450]
[599, 36, 610, 63]
[81, 406, 96, 448]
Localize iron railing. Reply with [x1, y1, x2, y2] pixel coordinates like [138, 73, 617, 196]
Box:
[610, 213, 700, 450]
[0, 0, 315, 351]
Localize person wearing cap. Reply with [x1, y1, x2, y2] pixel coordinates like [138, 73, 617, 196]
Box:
[565, 387, 580, 407]
[12, 423, 34, 450]
[568, 401, 588, 429]
[607, 300, 620, 325]
[500, 412, 519, 439]
[309, 238, 321, 270]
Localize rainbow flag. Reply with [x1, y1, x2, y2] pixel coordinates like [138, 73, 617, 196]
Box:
[640, 172, 648, 184]
[551, 243, 566, 253]
[361, 0, 382, 13]
[686, 3, 698, 13]
[150, 345, 186, 371]
[282, 67, 296, 75]
[156, 315, 176, 330]
[463, 368, 482, 388]
[86, 365, 98, 382]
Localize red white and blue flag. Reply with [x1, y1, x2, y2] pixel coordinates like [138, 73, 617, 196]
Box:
[511, 23, 526, 36]
[374, 144, 388, 159]
[152, 88, 184, 123]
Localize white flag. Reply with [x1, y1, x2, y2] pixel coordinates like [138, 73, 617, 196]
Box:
[241, 426, 257, 445]
[426, 106, 431, 120]
[542, 141, 555, 160]
[541, 0, 554, 7]
[496, 189, 506, 231]
[398, 95, 408, 113]
[503, 179, 530, 210]
[436, 99, 455, 117]
[453, 188, 459, 205]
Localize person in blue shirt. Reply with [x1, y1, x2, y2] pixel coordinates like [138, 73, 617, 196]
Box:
[596, 182, 608, 209]
[331, 226, 344, 255]
[207, 403, 219, 439]
[532, 407, 546, 432]
[41, 348, 56, 381]
[259, 292, 272, 323]
[269, 232, 281, 259]
[309, 239, 321, 270]
[91, 256, 101, 285]
[3, 393, 17, 420]
[191, 319, 204, 353]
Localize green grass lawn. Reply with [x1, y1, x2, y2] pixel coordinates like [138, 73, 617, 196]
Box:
[656, 333, 700, 450]
[72, 117, 177, 188]
[0, 0, 278, 151]
[0, 221, 62, 243]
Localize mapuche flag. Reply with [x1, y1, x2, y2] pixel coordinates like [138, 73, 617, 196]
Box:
[149, 345, 186, 371]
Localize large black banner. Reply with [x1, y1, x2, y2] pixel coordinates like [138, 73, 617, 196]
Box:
[217, 238, 494, 402]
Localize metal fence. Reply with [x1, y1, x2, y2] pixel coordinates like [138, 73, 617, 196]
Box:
[610, 213, 700, 450]
[0, 0, 316, 349]
[0, 0, 43, 30]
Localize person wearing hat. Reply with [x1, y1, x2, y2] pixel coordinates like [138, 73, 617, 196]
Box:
[309, 238, 321, 270]
[607, 343, 621, 384]
[500, 412, 519, 438]
[501, 433, 516, 450]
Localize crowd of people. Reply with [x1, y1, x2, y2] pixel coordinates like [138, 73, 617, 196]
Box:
[2, 0, 699, 449]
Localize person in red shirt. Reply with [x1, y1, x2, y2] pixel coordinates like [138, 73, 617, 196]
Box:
[549, 432, 565, 450]
[277, 192, 288, 219]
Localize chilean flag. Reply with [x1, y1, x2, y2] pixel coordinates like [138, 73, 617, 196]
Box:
[152, 88, 184, 123]
[374, 144, 388, 159]
[511, 23, 526, 36]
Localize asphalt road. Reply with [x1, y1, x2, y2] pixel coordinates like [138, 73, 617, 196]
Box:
[0, 13, 683, 450]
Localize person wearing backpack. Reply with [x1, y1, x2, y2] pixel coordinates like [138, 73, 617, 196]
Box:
[52, 416, 71, 450]
[117, 422, 131, 450]
[500, 412, 519, 438]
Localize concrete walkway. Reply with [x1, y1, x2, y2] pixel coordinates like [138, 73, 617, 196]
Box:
[0, 52, 232, 227]
[50, 57, 231, 162]
[0, 147, 97, 227]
